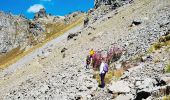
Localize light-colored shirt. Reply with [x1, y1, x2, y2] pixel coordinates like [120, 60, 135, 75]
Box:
[100, 62, 105, 74]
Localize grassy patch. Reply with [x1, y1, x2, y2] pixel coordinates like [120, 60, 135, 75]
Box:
[165, 64, 170, 73]
[93, 68, 124, 85]
[162, 95, 170, 100]
[113, 68, 124, 78]
[148, 35, 170, 52]
[93, 71, 114, 85]
[0, 46, 25, 68]
[45, 22, 66, 39]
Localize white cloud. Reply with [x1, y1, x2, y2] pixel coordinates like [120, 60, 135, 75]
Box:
[27, 4, 44, 13]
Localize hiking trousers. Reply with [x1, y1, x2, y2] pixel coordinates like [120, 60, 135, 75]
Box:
[100, 73, 106, 88]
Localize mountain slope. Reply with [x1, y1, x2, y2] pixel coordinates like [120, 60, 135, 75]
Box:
[0, 0, 170, 99]
[0, 10, 84, 69]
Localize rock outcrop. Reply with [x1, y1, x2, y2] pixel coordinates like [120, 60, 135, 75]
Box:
[0, 12, 29, 54]
[0, 9, 84, 57]
[34, 8, 47, 20]
[94, 0, 133, 9]
[86, 0, 133, 27]
[0, 12, 46, 55]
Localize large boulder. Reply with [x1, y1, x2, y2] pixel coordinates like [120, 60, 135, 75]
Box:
[114, 94, 133, 100]
[108, 80, 130, 93]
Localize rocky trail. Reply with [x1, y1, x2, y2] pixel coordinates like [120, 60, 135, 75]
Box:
[0, 0, 170, 99]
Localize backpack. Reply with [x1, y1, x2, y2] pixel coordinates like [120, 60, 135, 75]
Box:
[103, 63, 108, 73]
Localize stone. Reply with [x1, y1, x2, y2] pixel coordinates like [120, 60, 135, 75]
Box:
[108, 80, 130, 93]
[67, 33, 78, 40]
[114, 63, 122, 69]
[74, 95, 82, 100]
[141, 55, 151, 62]
[61, 48, 67, 53]
[132, 20, 142, 26]
[114, 94, 133, 100]
[135, 81, 142, 86]
[138, 78, 157, 91]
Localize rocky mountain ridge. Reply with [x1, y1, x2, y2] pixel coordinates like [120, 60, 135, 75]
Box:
[0, 8, 84, 67]
[94, 0, 133, 9]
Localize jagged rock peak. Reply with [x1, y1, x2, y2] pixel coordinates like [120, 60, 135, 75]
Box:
[34, 8, 47, 20]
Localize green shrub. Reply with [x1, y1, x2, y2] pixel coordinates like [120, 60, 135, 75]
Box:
[153, 43, 164, 50]
[165, 64, 170, 73]
[162, 95, 170, 100]
[165, 35, 170, 41]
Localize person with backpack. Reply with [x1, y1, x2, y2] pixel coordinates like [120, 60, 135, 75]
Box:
[99, 57, 108, 88]
[85, 55, 91, 69]
[89, 49, 95, 59]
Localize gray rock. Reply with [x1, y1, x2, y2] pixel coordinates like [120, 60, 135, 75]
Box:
[108, 80, 130, 93]
[114, 94, 133, 100]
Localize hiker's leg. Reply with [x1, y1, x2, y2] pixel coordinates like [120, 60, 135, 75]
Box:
[86, 64, 89, 69]
[90, 56, 93, 66]
[101, 73, 105, 88]
[85, 64, 88, 69]
[92, 60, 95, 69]
[103, 73, 106, 87]
[100, 74, 102, 87]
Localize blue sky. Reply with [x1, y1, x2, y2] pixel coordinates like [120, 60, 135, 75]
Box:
[0, 0, 94, 19]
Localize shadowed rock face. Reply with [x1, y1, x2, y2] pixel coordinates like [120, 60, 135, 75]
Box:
[94, 0, 112, 8]
[135, 91, 151, 100]
[94, 0, 133, 9]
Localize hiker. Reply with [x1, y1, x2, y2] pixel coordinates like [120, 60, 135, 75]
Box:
[89, 49, 95, 59]
[99, 58, 108, 88]
[84, 17, 89, 27]
[89, 49, 95, 66]
[85, 55, 91, 69]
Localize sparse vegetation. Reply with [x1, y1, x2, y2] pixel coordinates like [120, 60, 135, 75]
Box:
[0, 46, 25, 68]
[148, 34, 170, 52]
[93, 68, 124, 85]
[165, 64, 170, 73]
[45, 23, 66, 39]
[93, 71, 114, 85]
[162, 95, 170, 100]
[113, 68, 124, 78]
